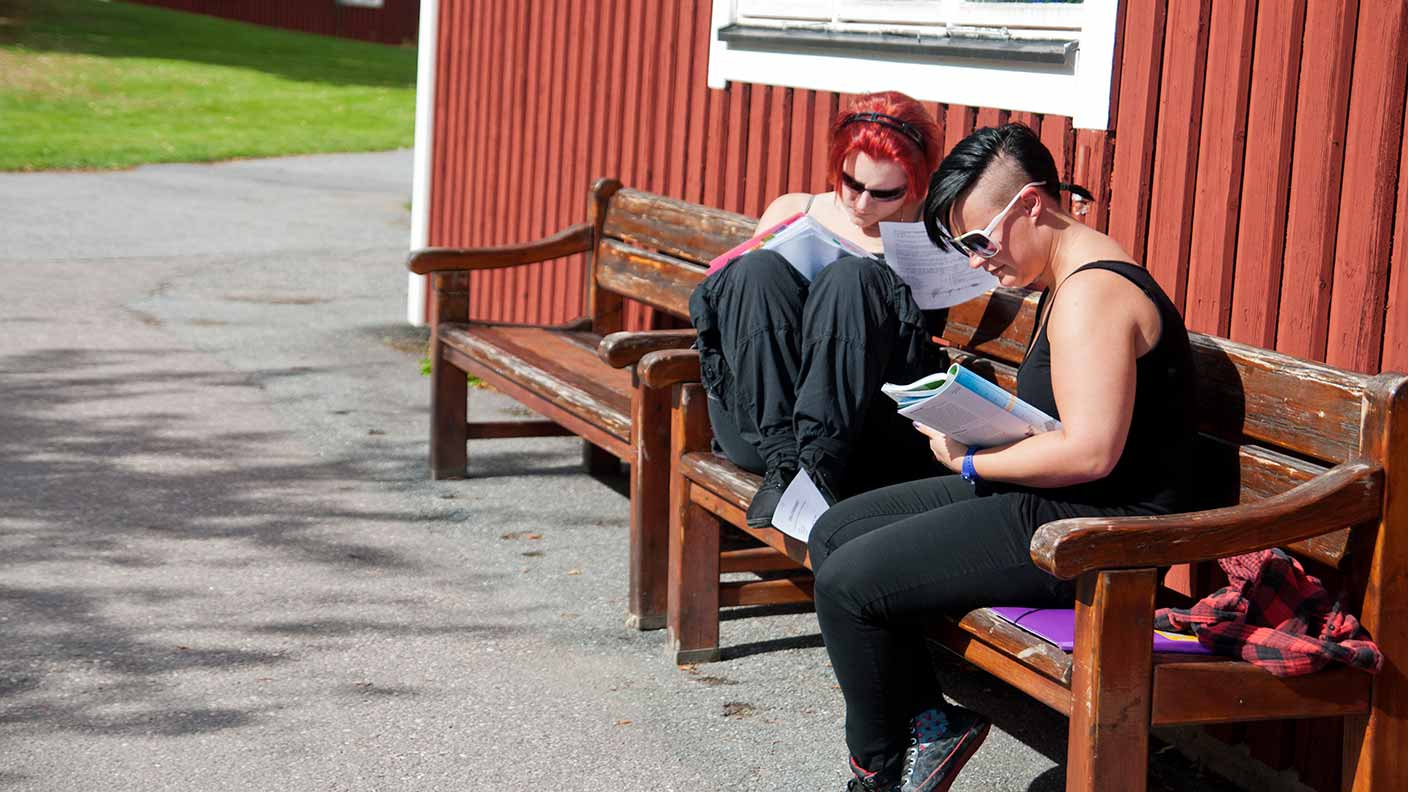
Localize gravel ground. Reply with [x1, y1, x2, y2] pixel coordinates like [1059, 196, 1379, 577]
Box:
[0, 151, 1244, 791]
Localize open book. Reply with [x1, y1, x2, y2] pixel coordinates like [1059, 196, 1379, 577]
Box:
[707, 213, 873, 281]
[882, 363, 1060, 448]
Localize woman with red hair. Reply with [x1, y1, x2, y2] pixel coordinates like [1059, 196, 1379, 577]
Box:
[688, 91, 945, 527]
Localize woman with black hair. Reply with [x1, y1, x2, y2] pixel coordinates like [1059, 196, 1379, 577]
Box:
[809, 123, 1198, 792]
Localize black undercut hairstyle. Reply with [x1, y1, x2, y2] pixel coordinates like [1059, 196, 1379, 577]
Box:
[922, 123, 1095, 250]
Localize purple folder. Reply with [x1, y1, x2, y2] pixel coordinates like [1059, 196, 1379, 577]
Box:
[989, 607, 1213, 655]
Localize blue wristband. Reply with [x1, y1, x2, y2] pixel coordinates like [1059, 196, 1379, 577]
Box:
[961, 447, 982, 484]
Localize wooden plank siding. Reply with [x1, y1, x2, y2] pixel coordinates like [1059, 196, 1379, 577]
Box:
[427, 0, 1408, 377]
[1274, 0, 1359, 362]
[124, 0, 420, 45]
[1142, 0, 1211, 313]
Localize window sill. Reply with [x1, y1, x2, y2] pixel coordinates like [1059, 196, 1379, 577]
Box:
[717, 23, 1077, 67]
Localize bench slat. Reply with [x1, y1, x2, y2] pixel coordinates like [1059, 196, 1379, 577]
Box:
[440, 324, 633, 440]
[925, 616, 1075, 717]
[1209, 441, 1351, 567]
[682, 451, 760, 513]
[938, 287, 1039, 366]
[1150, 661, 1372, 726]
[603, 188, 754, 266]
[949, 609, 1074, 684]
[1192, 334, 1367, 464]
[596, 239, 704, 319]
[719, 577, 814, 607]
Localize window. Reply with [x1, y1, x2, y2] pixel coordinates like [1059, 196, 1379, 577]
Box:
[708, 0, 1118, 130]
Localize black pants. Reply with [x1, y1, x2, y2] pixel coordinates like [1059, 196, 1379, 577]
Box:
[688, 250, 939, 494]
[808, 475, 1164, 776]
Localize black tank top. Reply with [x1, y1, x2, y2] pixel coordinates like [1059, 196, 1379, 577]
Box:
[1014, 261, 1197, 512]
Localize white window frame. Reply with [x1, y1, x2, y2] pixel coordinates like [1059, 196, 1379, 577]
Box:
[708, 0, 1119, 130]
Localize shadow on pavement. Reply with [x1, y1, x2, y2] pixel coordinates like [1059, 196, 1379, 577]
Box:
[0, 346, 510, 738]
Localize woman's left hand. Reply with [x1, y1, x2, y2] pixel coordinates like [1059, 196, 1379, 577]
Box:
[913, 422, 967, 472]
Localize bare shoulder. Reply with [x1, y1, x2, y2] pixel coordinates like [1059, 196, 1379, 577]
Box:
[755, 192, 815, 232]
[1050, 265, 1162, 349]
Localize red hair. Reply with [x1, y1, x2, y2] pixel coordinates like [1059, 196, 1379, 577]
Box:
[828, 91, 942, 203]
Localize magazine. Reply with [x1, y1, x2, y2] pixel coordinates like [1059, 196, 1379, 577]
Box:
[882, 363, 1061, 448]
[706, 213, 874, 281]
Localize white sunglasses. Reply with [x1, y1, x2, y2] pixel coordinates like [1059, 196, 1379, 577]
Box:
[945, 181, 1044, 259]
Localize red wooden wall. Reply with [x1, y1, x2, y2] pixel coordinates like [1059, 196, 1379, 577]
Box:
[426, 0, 1106, 333]
[428, 0, 1408, 376]
[124, 0, 420, 45]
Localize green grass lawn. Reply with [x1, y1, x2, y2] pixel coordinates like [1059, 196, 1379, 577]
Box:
[0, 0, 417, 171]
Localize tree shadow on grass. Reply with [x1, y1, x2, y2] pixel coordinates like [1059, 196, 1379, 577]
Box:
[8, 0, 415, 89]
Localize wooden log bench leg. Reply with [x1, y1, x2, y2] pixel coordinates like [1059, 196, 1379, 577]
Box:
[1346, 372, 1408, 792]
[1066, 568, 1158, 792]
[667, 383, 721, 663]
[668, 487, 722, 664]
[627, 380, 671, 630]
[429, 273, 469, 480]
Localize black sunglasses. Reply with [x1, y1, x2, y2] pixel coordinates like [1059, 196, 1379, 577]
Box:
[840, 171, 907, 202]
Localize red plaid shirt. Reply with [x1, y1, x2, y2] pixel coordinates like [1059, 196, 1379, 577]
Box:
[1154, 548, 1382, 677]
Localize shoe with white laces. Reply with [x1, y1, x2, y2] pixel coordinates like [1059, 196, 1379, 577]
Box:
[898, 706, 991, 792]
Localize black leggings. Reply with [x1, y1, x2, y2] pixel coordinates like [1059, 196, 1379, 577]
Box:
[809, 475, 1162, 776]
[689, 250, 939, 493]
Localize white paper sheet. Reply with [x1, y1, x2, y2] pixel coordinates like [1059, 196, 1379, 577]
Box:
[879, 221, 998, 309]
[771, 468, 831, 543]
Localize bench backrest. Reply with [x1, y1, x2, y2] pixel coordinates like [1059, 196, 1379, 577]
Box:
[586, 181, 749, 332]
[583, 180, 1402, 605]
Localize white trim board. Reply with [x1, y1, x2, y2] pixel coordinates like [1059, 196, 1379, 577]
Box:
[407, 0, 439, 326]
[707, 0, 1119, 130]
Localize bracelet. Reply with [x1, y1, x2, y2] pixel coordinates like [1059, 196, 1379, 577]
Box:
[961, 447, 982, 484]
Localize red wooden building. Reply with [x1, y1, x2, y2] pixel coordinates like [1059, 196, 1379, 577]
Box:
[125, 0, 421, 45]
[407, 1, 1406, 789]
[411, 0, 1408, 378]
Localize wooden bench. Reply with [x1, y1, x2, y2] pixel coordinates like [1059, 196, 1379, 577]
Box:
[406, 178, 753, 629]
[636, 287, 1407, 792]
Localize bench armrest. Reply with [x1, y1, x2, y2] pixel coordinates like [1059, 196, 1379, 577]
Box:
[597, 330, 697, 368]
[407, 223, 594, 274]
[638, 349, 701, 389]
[1030, 460, 1384, 580]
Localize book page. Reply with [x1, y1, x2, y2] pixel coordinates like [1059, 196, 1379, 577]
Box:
[949, 366, 1060, 431]
[771, 468, 831, 543]
[765, 216, 875, 281]
[878, 221, 997, 309]
[899, 385, 1039, 448]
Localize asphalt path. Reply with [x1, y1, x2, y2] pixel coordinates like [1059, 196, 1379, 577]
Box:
[0, 151, 1241, 791]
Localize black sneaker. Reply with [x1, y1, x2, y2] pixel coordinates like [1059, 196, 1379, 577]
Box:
[899, 706, 991, 792]
[846, 757, 900, 792]
[745, 463, 796, 528]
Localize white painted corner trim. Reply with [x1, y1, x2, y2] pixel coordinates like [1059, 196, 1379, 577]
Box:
[407, 0, 439, 326]
[707, 0, 1119, 131]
